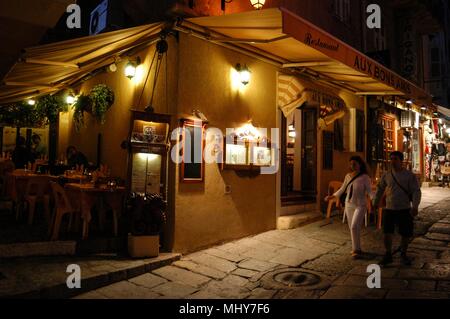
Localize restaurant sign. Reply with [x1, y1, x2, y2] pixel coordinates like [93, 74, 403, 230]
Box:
[281, 8, 431, 104]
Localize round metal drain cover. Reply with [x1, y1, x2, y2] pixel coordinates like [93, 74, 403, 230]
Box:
[259, 268, 331, 291]
[273, 270, 321, 287]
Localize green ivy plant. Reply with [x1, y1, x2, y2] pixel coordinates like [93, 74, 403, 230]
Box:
[89, 84, 114, 124]
[36, 94, 68, 124]
[72, 94, 91, 131]
[0, 102, 46, 128]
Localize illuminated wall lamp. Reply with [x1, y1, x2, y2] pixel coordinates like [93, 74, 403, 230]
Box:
[235, 63, 251, 85]
[27, 99, 36, 106]
[66, 94, 76, 105]
[125, 57, 141, 79]
[250, 0, 266, 9]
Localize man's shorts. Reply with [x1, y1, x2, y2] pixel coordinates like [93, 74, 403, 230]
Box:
[383, 209, 414, 237]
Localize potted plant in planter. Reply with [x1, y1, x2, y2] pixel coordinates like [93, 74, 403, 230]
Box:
[89, 84, 114, 124]
[72, 93, 91, 131]
[127, 193, 167, 258]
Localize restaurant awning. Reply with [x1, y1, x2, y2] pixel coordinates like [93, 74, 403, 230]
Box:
[278, 74, 346, 127]
[180, 7, 432, 105]
[0, 22, 165, 104]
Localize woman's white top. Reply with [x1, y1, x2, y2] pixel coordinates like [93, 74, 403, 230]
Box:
[333, 173, 373, 207]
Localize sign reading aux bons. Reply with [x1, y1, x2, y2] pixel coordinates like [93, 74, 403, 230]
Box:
[353, 55, 412, 94]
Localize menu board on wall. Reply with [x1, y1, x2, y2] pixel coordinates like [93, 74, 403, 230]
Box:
[131, 153, 162, 194]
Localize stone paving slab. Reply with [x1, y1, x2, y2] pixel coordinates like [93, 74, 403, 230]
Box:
[172, 260, 227, 280]
[385, 290, 449, 299]
[152, 266, 211, 288]
[151, 282, 198, 298]
[128, 273, 168, 290]
[425, 232, 450, 242]
[232, 268, 258, 278]
[186, 253, 237, 273]
[202, 248, 246, 263]
[320, 285, 388, 299]
[88, 281, 160, 299]
[237, 258, 279, 272]
[0, 253, 180, 298]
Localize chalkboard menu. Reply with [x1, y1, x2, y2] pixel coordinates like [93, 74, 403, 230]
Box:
[180, 120, 205, 183]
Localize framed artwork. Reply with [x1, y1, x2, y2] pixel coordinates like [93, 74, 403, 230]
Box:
[180, 119, 206, 183]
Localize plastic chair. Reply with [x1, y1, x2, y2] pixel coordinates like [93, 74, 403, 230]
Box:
[326, 181, 343, 220]
[48, 181, 79, 241]
[24, 176, 51, 225]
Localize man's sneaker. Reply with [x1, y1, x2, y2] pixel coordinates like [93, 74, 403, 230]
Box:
[380, 254, 393, 266]
[401, 254, 412, 266]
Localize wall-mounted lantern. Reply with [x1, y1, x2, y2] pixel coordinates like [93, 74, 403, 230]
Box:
[250, 0, 265, 10]
[235, 63, 251, 85]
[125, 57, 141, 79]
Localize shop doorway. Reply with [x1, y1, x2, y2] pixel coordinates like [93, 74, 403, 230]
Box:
[280, 106, 317, 205]
[301, 108, 317, 194]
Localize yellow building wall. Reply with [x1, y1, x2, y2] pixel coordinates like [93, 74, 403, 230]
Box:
[58, 37, 179, 179]
[318, 91, 366, 212]
[173, 34, 277, 253]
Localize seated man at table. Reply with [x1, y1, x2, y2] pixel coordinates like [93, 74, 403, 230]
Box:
[31, 134, 47, 160]
[66, 146, 89, 169]
[12, 136, 34, 169]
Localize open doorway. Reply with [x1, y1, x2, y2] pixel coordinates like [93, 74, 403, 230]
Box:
[280, 105, 317, 206]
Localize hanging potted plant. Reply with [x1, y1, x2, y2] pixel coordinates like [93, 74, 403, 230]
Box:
[89, 84, 115, 124]
[72, 93, 91, 131]
[127, 193, 167, 258]
[36, 94, 68, 124]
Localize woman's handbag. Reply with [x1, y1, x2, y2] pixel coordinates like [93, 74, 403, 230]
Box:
[339, 173, 362, 206]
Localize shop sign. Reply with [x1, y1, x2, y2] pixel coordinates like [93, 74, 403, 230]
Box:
[399, 16, 417, 82]
[353, 55, 412, 94]
[281, 8, 431, 104]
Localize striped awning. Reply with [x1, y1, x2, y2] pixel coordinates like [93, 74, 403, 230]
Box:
[278, 74, 346, 126]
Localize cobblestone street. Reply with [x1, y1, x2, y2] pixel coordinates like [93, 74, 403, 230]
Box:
[75, 188, 450, 299]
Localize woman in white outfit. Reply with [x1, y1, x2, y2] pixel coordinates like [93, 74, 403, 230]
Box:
[325, 156, 373, 259]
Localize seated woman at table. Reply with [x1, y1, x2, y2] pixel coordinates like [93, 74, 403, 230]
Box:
[66, 146, 89, 169]
[12, 136, 34, 169]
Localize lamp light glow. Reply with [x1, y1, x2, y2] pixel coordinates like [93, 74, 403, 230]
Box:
[235, 63, 251, 85]
[66, 95, 76, 105]
[250, 0, 265, 9]
[27, 99, 35, 106]
[125, 57, 141, 79]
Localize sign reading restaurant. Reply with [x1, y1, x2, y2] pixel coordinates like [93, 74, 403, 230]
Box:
[281, 8, 432, 104]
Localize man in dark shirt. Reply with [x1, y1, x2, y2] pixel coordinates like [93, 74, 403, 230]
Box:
[66, 146, 89, 169]
[12, 136, 34, 169]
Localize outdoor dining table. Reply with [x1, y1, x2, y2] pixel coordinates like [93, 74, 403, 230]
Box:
[5, 170, 52, 202]
[64, 183, 126, 239]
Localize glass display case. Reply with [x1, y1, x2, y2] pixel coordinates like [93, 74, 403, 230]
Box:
[127, 110, 171, 197]
[223, 136, 273, 171]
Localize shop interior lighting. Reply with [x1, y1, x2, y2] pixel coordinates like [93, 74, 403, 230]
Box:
[235, 63, 251, 85]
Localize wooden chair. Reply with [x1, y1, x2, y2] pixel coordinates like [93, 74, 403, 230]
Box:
[326, 181, 343, 220]
[48, 181, 79, 241]
[24, 176, 51, 225]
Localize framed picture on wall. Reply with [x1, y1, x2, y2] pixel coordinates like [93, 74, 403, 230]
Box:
[180, 119, 207, 183]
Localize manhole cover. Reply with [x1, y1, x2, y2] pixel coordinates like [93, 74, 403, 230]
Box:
[259, 268, 331, 291]
[273, 270, 321, 287]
